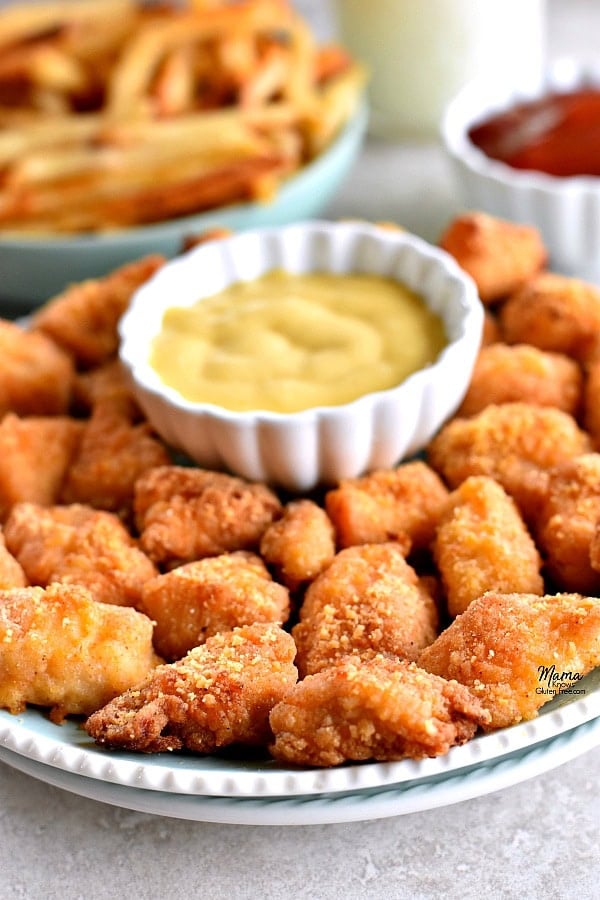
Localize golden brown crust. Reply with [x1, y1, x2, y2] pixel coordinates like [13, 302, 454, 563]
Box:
[270, 655, 490, 766]
[292, 543, 438, 677]
[259, 499, 335, 589]
[419, 591, 600, 728]
[0, 527, 26, 590]
[0, 583, 159, 720]
[141, 551, 290, 660]
[32, 255, 165, 367]
[434, 476, 543, 617]
[0, 320, 74, 417]
[84, 622, 298, 753]
[0, 414, 84, 521]
[4, 502, 156, 606]
[325, 462, 449, 551]
[427, 403, 591, 525]
[135, 465, 282, 565]
[499, 272, 600, 363]
[438, 212, 546, 304]
[457, 343, 583, 418]
[537, 454, 600, 593]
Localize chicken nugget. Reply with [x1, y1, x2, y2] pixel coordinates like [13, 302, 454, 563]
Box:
[438, 212, 546, 304]
[0, 414, 83, 520]
[434, 476, 543, 617]
[457, 344, 582, 418]
[537, 455, 600, 593]
[0, 320, 74, 417]
[0, 528, 26, 590]
[61, 401, 170, 518]
[427, 403, 591, 525]
[141, 552, 290, 660]
[259, 499, 335, 590]
[270, 655, 489, 766]
[419, 591, 600, 728]
[135, 465, 282, 565]
[481, 310, 501, 347]
[292, 543, 438, 677]
[499, 272, 600, 363]
[32, 255, 164, 368]
[73, 359, 138, 416]
[4, 502, 156, 606]
[0, 583, 159, 721]
[325, 462, 449, 550]
[85, 622, 298, 753]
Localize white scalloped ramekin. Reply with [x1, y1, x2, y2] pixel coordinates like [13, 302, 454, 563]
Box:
[442, 58, 600, 283]
[119, 221, 482, 491]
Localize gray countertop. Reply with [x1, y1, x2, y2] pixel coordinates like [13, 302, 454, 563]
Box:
[1, 2, 599, 897]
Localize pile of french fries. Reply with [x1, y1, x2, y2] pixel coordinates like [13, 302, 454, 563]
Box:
[0, 0, 365, 234]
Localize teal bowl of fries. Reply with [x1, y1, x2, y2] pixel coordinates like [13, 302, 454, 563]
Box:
[0, 101, 368, 312]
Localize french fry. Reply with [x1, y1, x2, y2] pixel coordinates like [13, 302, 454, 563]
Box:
[0, 0, 136, 50]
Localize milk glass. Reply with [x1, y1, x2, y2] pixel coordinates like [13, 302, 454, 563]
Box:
[334, 0, 546, 139]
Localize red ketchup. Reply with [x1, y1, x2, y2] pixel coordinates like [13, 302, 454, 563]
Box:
[468, 89, 600, 177]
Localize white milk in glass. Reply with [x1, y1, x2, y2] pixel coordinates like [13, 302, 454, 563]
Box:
[335, 0, 546, 138]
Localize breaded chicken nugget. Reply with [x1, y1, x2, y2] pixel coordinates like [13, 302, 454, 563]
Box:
[427, 403, 591, 525]
[499, 272, 600, 363]
[419, 591, 600, 728]
[325, 462, 449, 550]
[0, 320, 74, 417]
[85, 622, 297, 753]
[481, 310, 501, 347]
[0, 584, 159, 721]
[588, 521, 600, 574]
[292, 543, 438, 677]
[259, 499, 335, 589]
[457, 344, 583, 418]
[0, 528, 26, 590]
[0, 414, 83, 520]
[270, 655, 489, 766]
[438, 212, 546, 304]
[61, 401, 170, 518]
[583, 359, 600, 449]
[141, 552, 290, 661]
[73, 359, 138, 416]
[537, 455, 600, 593]
[4, 502, 156, 606]
[434, 476, 543, 617]
[32, 255, 164, 367]
[135, 465, 282, 565]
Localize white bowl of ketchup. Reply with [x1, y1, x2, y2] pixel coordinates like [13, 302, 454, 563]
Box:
[442, 59, 600, 283]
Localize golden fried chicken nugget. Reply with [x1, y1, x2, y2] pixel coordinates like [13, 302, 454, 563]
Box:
[457, 344, 583, 418]
[537, 455, 600, 593]
[0, 320, 74, 417]
[499, 272, 600, 363]
[0, 414, 83, 520]
[481, 310, 501, 347]
[434, 476, 543, 617]
[589, 522, 600, 574]
[61, 401, 170, 517]
[427, 403, 591, 525]
[0, 528, 26, 590]
[292, 543, 438, 677]
[270, 655, 489, 766]
[583, 359, 600, 449]
[141, 552, 290, 661]
[0, 584, 159, 721]
[438, 212, 546, 304]
[419, 591, 600, 728]
[259, 499, 335, 589]
[4, 502, 156, 606]
[135, 465, 282, 565]
[32, 255, 164, 367]
[85, 622, 297, 753]
[325, 462, 449, 550]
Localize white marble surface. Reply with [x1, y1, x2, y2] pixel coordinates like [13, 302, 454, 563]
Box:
[1, 2, 600, 897]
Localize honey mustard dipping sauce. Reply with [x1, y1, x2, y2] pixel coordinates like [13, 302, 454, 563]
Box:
[150, 270, 447, 413]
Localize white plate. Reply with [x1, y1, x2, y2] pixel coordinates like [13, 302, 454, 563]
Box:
[1, 715, 598, 825]
[0, 667, 598, 799]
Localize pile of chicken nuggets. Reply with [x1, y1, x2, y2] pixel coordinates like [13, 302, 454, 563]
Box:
[1, 211, 600, 769]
